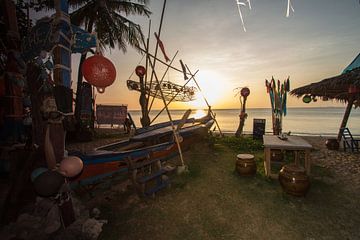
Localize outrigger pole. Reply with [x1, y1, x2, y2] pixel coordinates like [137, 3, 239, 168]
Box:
[185, 65, 224, 137]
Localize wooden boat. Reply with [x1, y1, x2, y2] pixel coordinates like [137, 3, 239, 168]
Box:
[69, 115, 214, 186]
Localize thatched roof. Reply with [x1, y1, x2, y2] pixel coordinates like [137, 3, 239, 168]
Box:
[290, 68, 360, 103]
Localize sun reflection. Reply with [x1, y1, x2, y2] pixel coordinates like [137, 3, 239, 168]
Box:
[191, 109, 207, 119]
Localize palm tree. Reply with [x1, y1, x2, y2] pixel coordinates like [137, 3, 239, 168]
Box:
[69, 0, 151, 130]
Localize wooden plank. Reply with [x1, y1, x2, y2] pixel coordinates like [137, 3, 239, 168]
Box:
[263, 135, 312, 150]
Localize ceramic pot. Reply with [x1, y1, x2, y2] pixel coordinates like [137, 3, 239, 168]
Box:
[325, 139, 339, 150]
[236, 154, 256, 176]
[278, 164, 310, 197]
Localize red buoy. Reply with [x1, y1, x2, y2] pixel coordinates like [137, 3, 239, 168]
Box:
[82, 54, 116, 93]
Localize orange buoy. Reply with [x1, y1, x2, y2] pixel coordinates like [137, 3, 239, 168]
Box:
[82, 54, 116, 93]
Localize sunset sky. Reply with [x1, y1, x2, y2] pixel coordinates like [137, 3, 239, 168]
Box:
[67, 0, 360, 110]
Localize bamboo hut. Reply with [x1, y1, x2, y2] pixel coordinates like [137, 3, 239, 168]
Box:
[290, 63, 360, 142]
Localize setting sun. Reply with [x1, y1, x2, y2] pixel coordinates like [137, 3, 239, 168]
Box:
[187, 70, 228, 109]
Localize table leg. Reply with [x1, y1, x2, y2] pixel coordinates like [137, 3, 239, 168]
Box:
[264, 147, 271, 177]
[305, 149, 311, 174]
[294, 150, 299, 165]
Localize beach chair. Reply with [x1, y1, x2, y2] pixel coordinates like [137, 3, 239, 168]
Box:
[340, 128, 359, 152]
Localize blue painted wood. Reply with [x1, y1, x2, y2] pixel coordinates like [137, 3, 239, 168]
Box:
[137, 168, 167, 184]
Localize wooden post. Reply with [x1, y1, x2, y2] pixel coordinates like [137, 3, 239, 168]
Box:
[235, 96, 248, 137]
[53, 0, 75, 227]
[337, 97, 354, 142]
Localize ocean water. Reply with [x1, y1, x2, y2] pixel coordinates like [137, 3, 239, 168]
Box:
[127, 107, 360, 136]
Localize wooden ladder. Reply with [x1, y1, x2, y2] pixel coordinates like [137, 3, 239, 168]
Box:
[127, 155, 170, 197]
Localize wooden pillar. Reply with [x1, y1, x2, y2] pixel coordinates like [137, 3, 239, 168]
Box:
[52, 0, 75, 227]
[337, 97, 354, 142]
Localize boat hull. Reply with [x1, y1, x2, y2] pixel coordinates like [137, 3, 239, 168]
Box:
[69, 118, 214, 186]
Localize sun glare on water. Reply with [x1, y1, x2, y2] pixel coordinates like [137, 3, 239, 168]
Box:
[191, 109, 207, 119]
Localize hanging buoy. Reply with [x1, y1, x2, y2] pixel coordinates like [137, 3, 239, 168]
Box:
[31, 167, 48, 182]
[302, 95, 312, 103]
[240, 87, 250, 97]
[135, 65, 146, 77]
[82, 54, 116, 93]
[59, 156, 84, 178]
[33, 170, 65, 197]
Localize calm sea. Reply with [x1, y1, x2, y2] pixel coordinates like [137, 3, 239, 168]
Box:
[127, 107, 360, 137]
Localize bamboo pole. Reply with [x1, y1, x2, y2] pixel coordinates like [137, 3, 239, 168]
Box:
[147, 0, 167, 103]
[148, 50, 179, 113]
[150, 69, 199, 124]
[185, 65, 224, 136]
[146, 56, 186, 167]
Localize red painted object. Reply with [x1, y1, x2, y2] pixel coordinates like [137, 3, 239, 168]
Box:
[240, 87, 250, 97]
[82, 54, 116, 93]
[135, 65, 146, 77]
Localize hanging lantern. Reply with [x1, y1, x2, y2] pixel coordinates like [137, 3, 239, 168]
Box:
[135, 65, 146, 77]
[82, 54, 116, 93]
[323, 96, 329, 101]
[59, 156, 84, 178]
[240, 87, 250, 97]
[348, 85, 360, 94]
[302, 95, 312, 103]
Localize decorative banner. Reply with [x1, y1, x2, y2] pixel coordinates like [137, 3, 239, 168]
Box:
[22, 17, 97, 61]
[286, 0, 295, 18]
[96, 105, 127, 125]
[235, 0, 251, 32]
[154, 32, 170, 62]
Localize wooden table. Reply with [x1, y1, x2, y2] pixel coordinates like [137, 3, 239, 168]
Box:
[263, 135, 313, 178]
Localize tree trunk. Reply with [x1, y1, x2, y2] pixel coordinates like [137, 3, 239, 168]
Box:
[235, 96, 247, 137]
[74, 20, 94, 128]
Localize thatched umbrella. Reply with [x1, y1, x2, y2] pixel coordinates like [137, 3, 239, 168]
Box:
[290, 68, 360, 142]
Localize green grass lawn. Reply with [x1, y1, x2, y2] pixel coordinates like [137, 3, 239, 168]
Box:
[92, 136, 360, 240]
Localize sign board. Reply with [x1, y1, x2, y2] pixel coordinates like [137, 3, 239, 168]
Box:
[253, 118, 266, 140]
[96, 105, 127, 126]
[22, 17, 96, 61]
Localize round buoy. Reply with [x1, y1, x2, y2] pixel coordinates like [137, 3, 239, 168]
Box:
[33, 170, 65, 197]
[82, 54, 116, 93]
[31, 167, 48, 182]
[240, 87, 250, 97]
[59, 156, 84, 178]
[135, 65, 146, 77]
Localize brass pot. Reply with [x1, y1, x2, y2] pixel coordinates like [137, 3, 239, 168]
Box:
[236, 154, 257, 176]
[278, 164, 310, 197]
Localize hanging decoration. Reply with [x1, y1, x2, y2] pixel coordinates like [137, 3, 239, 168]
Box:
[302, 95, 312, 103]
[127, 79, 196, 102]
[286, 0, 295, 18]
[154, 32, 170, 62]
[265, 76, 290, 135]
[235, 0, 251, 32]
[82, 54, 116, 93]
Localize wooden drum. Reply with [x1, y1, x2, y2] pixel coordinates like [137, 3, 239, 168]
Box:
[236, 154, 257, 176]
